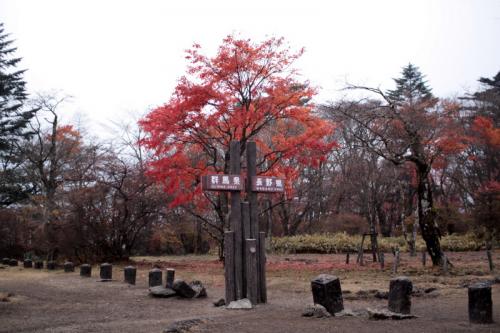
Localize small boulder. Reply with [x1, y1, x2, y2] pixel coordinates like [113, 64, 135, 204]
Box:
[213, 298, 225, 307]
[190, 280, 207, 298]
[302, 304, 331, 318]
[226, 298, 253, 310]
[172, 279, 196, 298]
[367, 308, 417, 320]
[374, 291, 388, 299]
[149, 286, 177, 298]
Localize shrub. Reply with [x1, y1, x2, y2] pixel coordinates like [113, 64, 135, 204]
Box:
[270, 232, 486, 254]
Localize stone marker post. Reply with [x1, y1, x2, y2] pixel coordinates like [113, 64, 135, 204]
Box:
[23, 259, 33, 268]
[34, 260, 44, 269]
[149, 268, 162, 287]
[468, 282, 493, 324]
[166, 268, 175, 288]
[47, 261, 56, 270]
[388, 276, 413, 314]
[124, 266, 136, 285]
[2, 258, 9, 265]
[64, 262, 74, 272]
[9, 259, 18, 266]
[100, 263, 112, 280]
[311, 274, 344, 315]
[80, 264, 92, 277]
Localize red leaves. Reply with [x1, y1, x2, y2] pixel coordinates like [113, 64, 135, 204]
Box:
[472, 116, 500, 148]
[139, 35, 335, 208]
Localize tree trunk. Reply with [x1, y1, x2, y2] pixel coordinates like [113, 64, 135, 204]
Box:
[416, 165, 445, 266]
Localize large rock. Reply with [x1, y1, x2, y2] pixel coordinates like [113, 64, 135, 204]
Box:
[149, 286, 177, 298]
[468, 282, 493, 324]
[226, 298, 253, 310]
[189, 281, 207, 298]
[388, 276, 412, 314]
[311, 274, 344, 315]
[172, 279, 196, 298]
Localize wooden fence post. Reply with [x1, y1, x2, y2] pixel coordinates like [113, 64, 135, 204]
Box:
[229, 141, 243, 300]
[224, 231, 236, 303]
[259, 232, 267, 303]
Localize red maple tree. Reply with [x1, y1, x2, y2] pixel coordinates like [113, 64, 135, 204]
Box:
[139, 36, 334, 245]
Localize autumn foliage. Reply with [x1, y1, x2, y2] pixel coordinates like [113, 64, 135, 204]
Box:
[140, 36, 334, 210]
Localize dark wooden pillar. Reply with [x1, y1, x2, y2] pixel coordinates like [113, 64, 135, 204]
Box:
[224, 231, 236, 303]
[246, 141, 262, 301]
[229, 140, 243, 299]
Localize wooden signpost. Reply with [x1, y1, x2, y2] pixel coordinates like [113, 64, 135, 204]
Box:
[201, 141, 284, 305]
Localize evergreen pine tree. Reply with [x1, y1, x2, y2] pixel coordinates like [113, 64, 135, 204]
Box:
[0, 22, 37, 206]
[473, 71, 500, 125]
[387, 63, 433, 103]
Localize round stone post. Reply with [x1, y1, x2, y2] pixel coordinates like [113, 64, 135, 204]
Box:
[149, 268, 162, 287]
[34, 260, 44, 269]
[124, 266, 136, 285]
[23, 259, 33, 268]
[468, 282, 493, 324]
[100, 263, 112, 280]
[388, 276, 413, 314]
[165, 268, 175, 288]
[80, 264, 92, 277]
[9, 259, 18, 266]
[47, 261, 56, 270]
[64, 261, 74, 272]
[311, 274, 344, 315]
[2, 258, 10, 265]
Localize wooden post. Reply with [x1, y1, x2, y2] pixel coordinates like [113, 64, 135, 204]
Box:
[241, 201, 251, 298]
[229, 141, 243, 299]
[259, 232, 267, 303]
[392, 249, 400, 274]
[442, 253, 448, 274]
[246, 141, 261, 301]
[245, 238, 258, 305]
[357, 234, 366, 264]
[422, 251, 426, 266]
[224, 231, 236, 303]
[265, 199, 273, 251]
[345, 252, 350, 264]
[246, 142, 259, 240]
[379, 252, 385, 270]
[486, 242, 494, 272]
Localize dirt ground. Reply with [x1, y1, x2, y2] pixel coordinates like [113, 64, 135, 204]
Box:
[1, 251, 500, 333]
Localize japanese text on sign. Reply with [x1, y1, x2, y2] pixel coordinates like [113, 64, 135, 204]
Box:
[201, 174, 244, 191]
[251, 176, 285, 193]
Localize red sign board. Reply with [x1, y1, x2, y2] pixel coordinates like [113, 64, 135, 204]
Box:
[201, 174, 244, 191]
[251, 176, 285, 193]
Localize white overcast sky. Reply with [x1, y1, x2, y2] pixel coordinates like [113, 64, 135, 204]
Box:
[1, 0, 499, 135]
